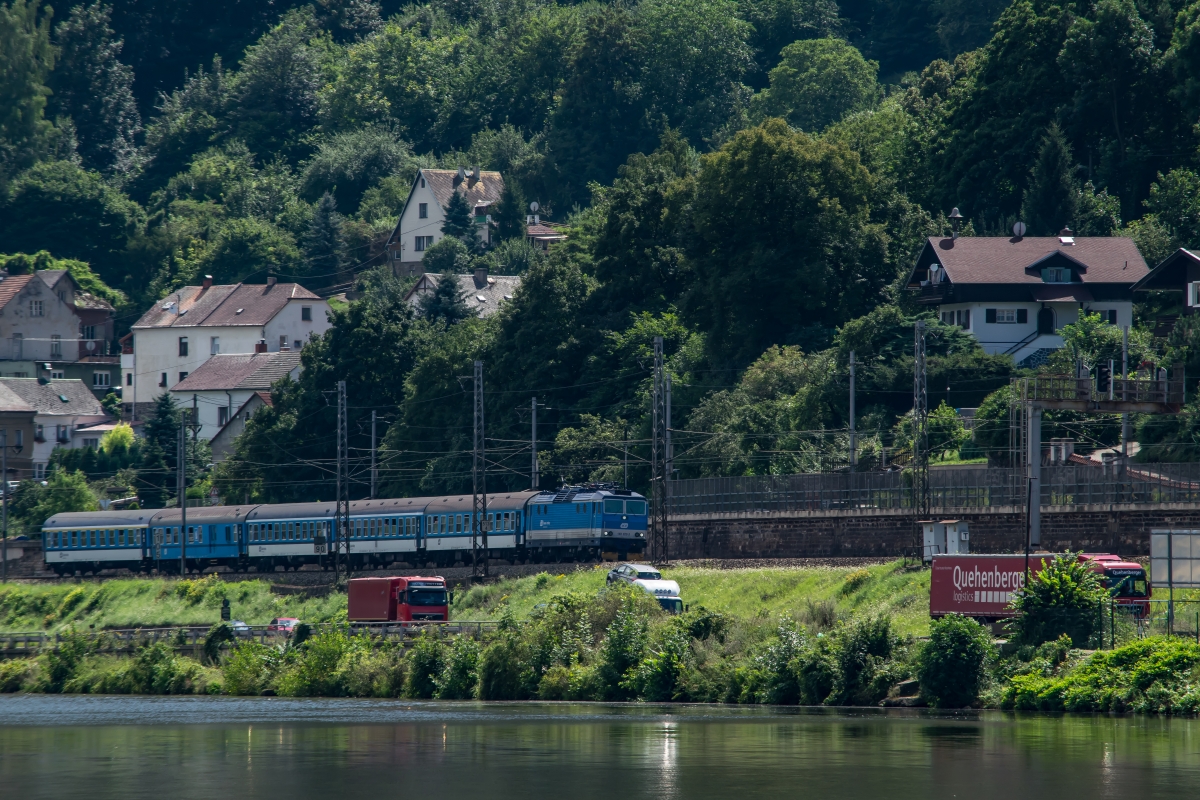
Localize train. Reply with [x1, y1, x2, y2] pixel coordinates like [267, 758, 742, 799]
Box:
[40, 485, 649, 576]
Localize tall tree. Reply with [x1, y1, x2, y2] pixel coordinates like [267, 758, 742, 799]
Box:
[419, 272, 473, 324]
[751, 37, 881, 132]
[441, 189, 478, 249]
[302, 192, 346, 285]
[138, 392, 179, 507]
[49, 2, 141, 178]
[0, 0, 55, 182]
[492, 180, 527, 242]
[1022, 123, 1078, 235]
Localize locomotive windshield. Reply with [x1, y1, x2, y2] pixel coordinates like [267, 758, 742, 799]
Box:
[407, 588, 448, 606]
[625, 500, 647, 515]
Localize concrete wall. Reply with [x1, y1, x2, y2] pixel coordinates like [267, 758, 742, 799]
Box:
[666, 504, 1200, 559]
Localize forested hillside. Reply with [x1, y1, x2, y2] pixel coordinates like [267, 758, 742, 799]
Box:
[6, 0, 1200, 508]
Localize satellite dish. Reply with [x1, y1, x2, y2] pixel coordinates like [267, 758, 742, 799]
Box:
[529, 201, 540, 213]
[1013, 221, 1027, 238]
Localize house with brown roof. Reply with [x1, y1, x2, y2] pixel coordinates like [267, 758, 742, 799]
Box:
[906, 232, 1149, 366]
[403, 266, 521, 319]
[0, 383, 36, 481]
[0, 269, 118, 396]
[124, 277, 330, 419]
[169, 350, 301, 441]
[385, 167, 504, 276]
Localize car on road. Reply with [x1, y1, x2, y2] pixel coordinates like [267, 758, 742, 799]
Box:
[267, 617, 299, 633]
[606, 563, 683, 613]
[230, 620, 250, 632]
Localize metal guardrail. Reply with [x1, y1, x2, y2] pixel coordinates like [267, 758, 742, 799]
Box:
[0, 621, 501, 654]
[668, 463, 1200, 516]
[1016, 374, 1185, 409]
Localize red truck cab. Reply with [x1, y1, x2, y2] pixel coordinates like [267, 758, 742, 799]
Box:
[1078, 554, 1151, 618]
[348, 576, 449, 622]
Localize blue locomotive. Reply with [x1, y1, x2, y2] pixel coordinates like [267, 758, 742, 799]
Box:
[41, 486, 648, 576]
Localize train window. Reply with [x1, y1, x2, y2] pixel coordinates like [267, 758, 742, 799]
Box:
[604, 499, 623, 513]
[226, 526, 232, 543]
[626, 500, 647, 515]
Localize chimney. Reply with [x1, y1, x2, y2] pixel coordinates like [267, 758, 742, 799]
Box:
[470, 165, 480, 186]
[201, 274, 213, 290]
[255, 340, 268, 353]
[266, 276, 277, 287]
[456, 166, 467, 184]
[474, 265, 488, 288]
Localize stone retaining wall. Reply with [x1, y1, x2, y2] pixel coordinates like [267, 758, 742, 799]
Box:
[667, 504, 1200, 558]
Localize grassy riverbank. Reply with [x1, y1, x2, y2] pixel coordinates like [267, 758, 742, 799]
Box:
[0, 562, 931, 636]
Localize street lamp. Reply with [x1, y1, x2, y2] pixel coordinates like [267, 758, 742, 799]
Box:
[2, 430, 24, 583]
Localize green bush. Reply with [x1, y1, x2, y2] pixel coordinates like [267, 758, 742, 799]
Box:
[223, 642, 279, 695]
[793, 637, 838, 705]
[1001, 637, 1200, 713]
[1010, 554, 1106, 647]
[435, 636, 480, 699]
[0, 658, 31, 692]
[828, 616, 897, 705]
[277, 630, 355, 697]
[625, 625, 692, 701]
[478, 633, 533, 700]
[743, 618, 805, 704]
[596, 601, 649, 700]
[918, 614, 995, 708]
[404, 634, 445, 699]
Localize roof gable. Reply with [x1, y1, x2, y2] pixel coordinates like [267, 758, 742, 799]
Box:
[171, 351, 303, 392]
[1131, 247, 1197, 292]
[133, 282, 322, 329]
[907, 236, 1148, 288]
[387, 168, 505, 247]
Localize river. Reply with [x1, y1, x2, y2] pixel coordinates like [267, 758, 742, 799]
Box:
[1, 697, 1199, 799]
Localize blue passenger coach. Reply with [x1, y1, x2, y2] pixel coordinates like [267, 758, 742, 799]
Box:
[42, 485, 649, 575]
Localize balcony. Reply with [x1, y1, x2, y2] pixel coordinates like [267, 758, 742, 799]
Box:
[917, 281, 952, 304]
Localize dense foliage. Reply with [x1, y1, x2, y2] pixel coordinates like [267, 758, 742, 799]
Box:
[10, 0, 1200, 505]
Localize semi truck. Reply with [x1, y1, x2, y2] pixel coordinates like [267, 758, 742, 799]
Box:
[348, 576, 449, 622]
[929, 553, 1150, 622]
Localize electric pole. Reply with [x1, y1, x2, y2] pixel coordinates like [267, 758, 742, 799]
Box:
[370, 409, 377, 499]
[472, 361, 488, 578]
[531, 396, 539, 491]
[650, 336, 669, 564]
[849, 351, 856, 472]
[913, 322, 929, 519]
[335, 380, 348, 580]
[178, 420, 187, 575]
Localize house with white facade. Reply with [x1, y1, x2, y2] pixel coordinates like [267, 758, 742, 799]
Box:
[123, 277, 330, 419]
[906, 233, 1149, 366]
[0, 378, 109, 479]
[170, 351, 301, 441]
[385, 167, 504, 276]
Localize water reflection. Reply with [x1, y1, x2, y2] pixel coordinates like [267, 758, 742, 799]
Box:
[1, 698, 1199, 800]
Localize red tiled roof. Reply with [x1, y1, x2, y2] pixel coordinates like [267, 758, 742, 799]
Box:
[171, 352, 302, 392]
[133, 282, 322, 329]
[0, 274, 34, 311]
[911, 236, 1149, 287]
[420, 169, 504, 213]
[526, 223, 566, 239]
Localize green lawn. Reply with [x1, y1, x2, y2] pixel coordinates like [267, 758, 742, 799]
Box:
[0, 576, 347, 633]
[0, 562, 935, 636]
[454, 560, 933, 637]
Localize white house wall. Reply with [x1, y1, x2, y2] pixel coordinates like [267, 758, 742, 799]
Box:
[0, 279, 86, 362]
[394, 175, 491, 275]
[169, 388, 258, 441]
[937, 300, 1132, 359]
[262, 299, 329, 352]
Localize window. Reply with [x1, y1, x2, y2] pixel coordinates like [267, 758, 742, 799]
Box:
[301, 305, 312, 322]
[126, 373, 132, 386]
[15, 430, 22, 448]
[218, 406, 229, 426]
[83, 437, 99, 449]
[419, 202, 428, 219]
[12, 333, 21, 359]
[210, 336, 220, 355]
[294, 340, 302, 350]
[1102, 309, 1118, 324]
[280, 335, 288, 350]
[414, 235, 434, 252]
[50, 370, 64, 379]
[160, 373, 168, 387]
[93, 372, 110, 387]
[420, 176, 426, 188]
[985, 309, 1027, 325]
[604, 498, 624, 514]
[957, 309, 970, 329]
[178, 372, 188, 383]
[50, 335, 61, 358]
[29, 300, 43, 317]
[178, 336, 188, 357]
[1041, 267, 1071, 283]
[626, 500, 647, 515]
[35, 424, 43, 442]
[82, 325, 95, 341]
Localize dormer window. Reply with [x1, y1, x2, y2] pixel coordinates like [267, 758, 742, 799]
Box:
[1041, 267, 1071, 283]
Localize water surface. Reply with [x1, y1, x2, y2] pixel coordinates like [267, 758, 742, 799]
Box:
[2, 696, 1199, 799]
